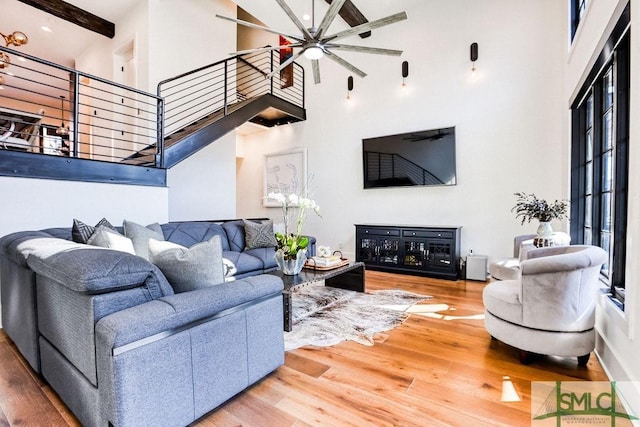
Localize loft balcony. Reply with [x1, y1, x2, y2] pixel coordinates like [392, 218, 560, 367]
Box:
[0, 46, 306, 186]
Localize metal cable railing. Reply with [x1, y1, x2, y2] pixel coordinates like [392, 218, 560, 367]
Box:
[157, 49, 305, 146]
[365, 151, 444, 185]
[0, 45, 163, 166]
[1, 45, 304, 171]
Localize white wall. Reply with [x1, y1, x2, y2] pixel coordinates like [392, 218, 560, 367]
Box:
[236, 0, 566, 261]
[75, 0, 150, 92]
[70, 0, 241, 223]
[565, 0, 640, 384]
[0, 177, 168, 236]
[167, 132, 237, 220]
[146, 0, 239, 221]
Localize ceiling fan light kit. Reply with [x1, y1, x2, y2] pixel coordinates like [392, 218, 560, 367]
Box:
[216, 0, 407, 84]
[304, 45, 324, 60]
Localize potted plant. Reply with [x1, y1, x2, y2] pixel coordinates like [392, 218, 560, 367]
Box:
[266, 192, 321, 275]
[512, 192, 568, 237]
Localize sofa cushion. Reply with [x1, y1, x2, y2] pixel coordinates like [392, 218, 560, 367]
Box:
[243, 219, 277, 250]
[244, 247, 277, 270]
[149, 236, 224, 293]
[40, 227, 73, 241]
[87, 226, 136, 255]
[72, 218, 114, 244]
[123, 220, 165, 260]
[161, 222, 230, 251]
[222, 251, 264, 278]
[222, 220, 245, 252]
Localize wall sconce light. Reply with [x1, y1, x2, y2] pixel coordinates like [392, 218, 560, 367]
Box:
[401, 60, 409, 88]
[470, 42, 478, 72]
[346, 76, 353, 100]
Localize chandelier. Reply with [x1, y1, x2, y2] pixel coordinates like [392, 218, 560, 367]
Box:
[0, 30, 29, 78]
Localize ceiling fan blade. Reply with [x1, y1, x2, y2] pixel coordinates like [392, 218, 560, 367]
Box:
[315, 0, 348, 39]
[325, 44, 403, 56]
[274, 0, 314, 41]
[267, 49, 305, 78]
[324, 50, 367, 78]
[323, 11, 407, 43]
[215, 14, 304, 43]
[232, 43, 303, 56]
[312, 59, 321, 84]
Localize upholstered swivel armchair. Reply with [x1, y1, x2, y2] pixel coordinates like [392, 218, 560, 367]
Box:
[483, 245, 608, 365]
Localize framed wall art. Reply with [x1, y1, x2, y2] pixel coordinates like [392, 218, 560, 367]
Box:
[263, 148, 307, 207]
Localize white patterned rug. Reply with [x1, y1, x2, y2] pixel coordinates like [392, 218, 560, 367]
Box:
[284, 285, 433, 351]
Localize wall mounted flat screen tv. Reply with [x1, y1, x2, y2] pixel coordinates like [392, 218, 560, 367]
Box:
[362, 127, 457, 189]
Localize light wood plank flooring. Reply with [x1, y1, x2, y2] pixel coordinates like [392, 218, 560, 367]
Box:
[0, 271, 607, 426]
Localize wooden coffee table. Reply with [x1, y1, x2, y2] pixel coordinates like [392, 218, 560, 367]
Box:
[268, 261, 365, 332]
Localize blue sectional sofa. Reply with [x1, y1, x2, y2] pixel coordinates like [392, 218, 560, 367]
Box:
[0, 219, 311, 426]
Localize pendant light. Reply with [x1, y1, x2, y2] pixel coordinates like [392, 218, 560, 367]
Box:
[56, 95, 69, 136]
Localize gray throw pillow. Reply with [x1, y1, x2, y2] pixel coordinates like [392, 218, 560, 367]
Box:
[123, 219, 165, 260]
[87, 226, 136, 255]
[148, 236, 224, 293]
[72, 217, 114, 243]
[243, 219, 277, 250]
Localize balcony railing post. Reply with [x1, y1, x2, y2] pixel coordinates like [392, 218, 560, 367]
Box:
[224, 60, 228, 116]
[72, 71, 80, 157]
[270, 51, 274, 95]
[157, 96, 165, 169]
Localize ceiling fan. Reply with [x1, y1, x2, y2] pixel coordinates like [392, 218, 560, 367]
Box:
[215, 0, 407, 84]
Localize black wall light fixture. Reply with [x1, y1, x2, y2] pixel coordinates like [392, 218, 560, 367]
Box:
[347, 75, 354, 100]
[470, 42, 478, 72]
[401, 60, 409, 87]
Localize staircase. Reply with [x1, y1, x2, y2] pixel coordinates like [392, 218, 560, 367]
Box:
[0, 46, 306, 186]
[141, 50, 304, 169]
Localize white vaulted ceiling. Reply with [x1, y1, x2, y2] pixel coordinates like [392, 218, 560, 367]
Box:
[1, 0, 142, 67]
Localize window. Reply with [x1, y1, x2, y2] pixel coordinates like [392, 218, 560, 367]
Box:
[570, 0, 588, 42]
[570, 9, 629, 307]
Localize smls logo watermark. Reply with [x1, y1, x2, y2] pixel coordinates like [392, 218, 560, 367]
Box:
[532, 381, 639, 426]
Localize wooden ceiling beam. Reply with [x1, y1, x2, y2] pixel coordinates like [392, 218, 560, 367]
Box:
[324, 0, 371, 38]
[17, 0, 115, 39]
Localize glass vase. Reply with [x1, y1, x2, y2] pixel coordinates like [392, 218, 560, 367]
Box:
[275, 249, 307, 275]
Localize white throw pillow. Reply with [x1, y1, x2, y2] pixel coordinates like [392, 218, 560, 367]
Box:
[87, 226, 136, 255]
[148, 236, 224, 293]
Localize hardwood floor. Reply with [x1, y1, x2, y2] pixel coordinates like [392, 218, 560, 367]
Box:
[0, 271, 608, 426]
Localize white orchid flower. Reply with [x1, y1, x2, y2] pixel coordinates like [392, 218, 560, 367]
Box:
[267, 192, 286, 203]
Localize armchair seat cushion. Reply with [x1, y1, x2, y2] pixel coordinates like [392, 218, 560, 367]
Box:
[488, 258, 520, 281]
[482, 280, 522, 325]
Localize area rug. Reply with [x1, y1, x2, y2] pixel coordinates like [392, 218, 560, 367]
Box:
[284, 285, 433, 351]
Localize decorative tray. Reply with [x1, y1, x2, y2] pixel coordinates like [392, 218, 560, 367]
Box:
[304, 251, 349, 270]
[304, 258, 350, 270]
